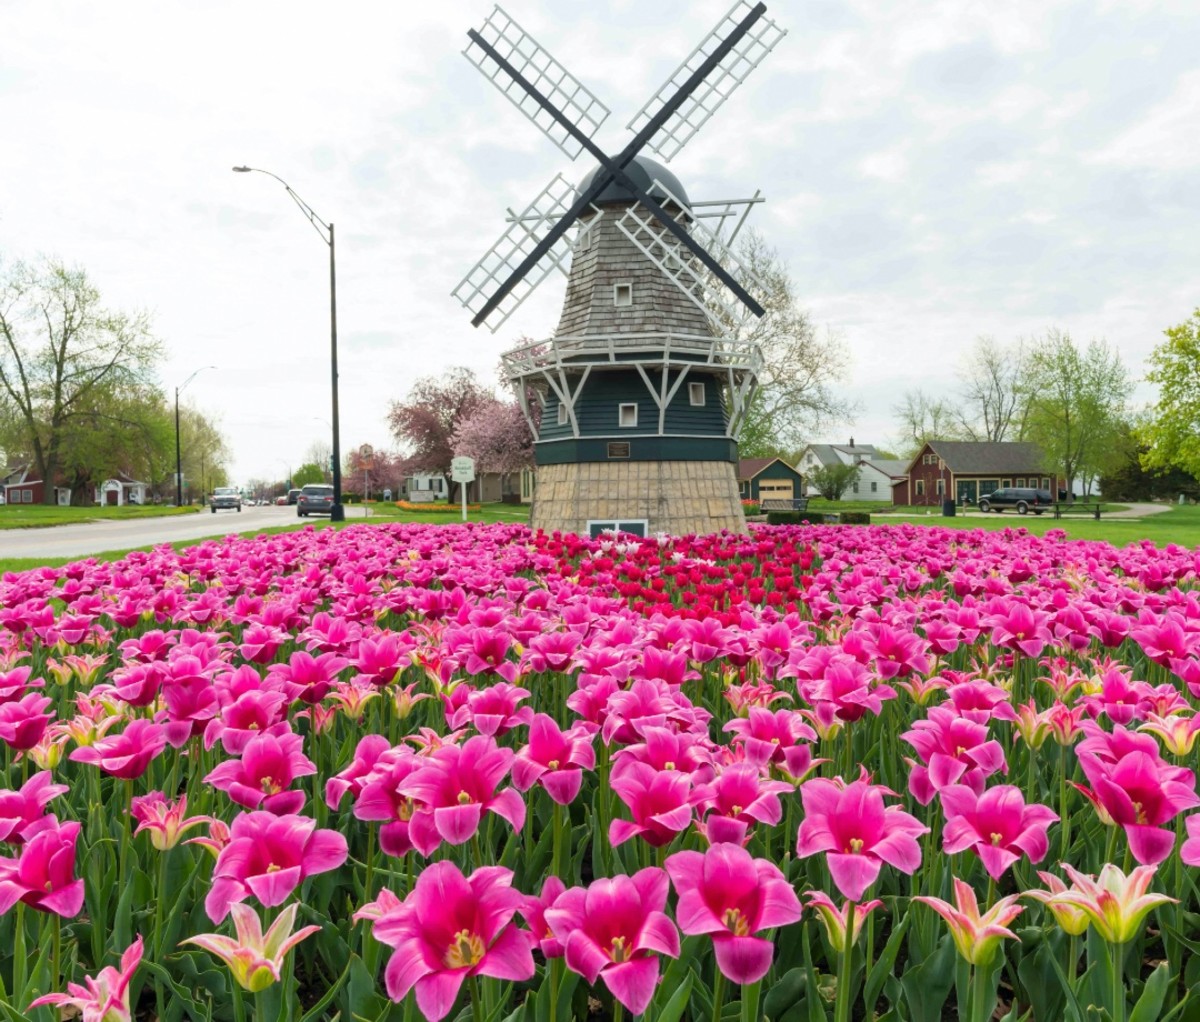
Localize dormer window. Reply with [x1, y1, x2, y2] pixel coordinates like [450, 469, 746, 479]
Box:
[619, 403, 638, 427]
[613, 282, 633, 307]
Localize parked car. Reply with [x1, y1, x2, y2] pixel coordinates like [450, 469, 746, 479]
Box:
[297, 484, 335, 517]
[210, 487, 242, 514]
[977, 487, 1054, 515]
[287, 488, 302, 505]
[275, 496, 288, 506]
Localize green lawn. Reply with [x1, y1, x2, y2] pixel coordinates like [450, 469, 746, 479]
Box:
[878, 504, 1200, 548]
[0, 503, 201, 529]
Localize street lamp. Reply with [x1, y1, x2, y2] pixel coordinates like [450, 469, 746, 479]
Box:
[233, 165, 344, 522]
[175, 366, 216, 507]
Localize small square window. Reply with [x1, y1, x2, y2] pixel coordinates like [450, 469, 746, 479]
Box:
[619, 403, 638, 428]
[576, 226, 591, 252]
[1002, 479, 1012, 488]
[688, 382, 705, 406]
[613, 282, 633, 307]
[557, 404, 568, 426]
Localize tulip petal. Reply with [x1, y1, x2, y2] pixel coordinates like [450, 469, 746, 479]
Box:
[827, 853, 881, 902]
[477, 924, 536, 982]
[602, 956, 660, 1016]
[414, 968, 468, 1022]
[713, 934, 775, 985]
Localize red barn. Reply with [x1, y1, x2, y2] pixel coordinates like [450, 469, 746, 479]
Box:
[892, 441, 1060, 507]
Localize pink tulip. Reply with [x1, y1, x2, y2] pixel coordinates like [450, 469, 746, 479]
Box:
[0, 771, 68, 845]
[204, 811, 348, 922]
[613, 726, 714, 781]
[449, 682, 534, 737]
[666, 844, 801, 984]
[609, 761, 693, 848]
[266, 650, 349, 704]
[0, 692, 53, 751]
[796, 777, 927, 901]
[901, 707, 1007, 804]
[357, 861, 534, 1022]
[1045, 862, 1176, 943]
[940, 784, 1058, 879]
[131, 792, 209, 851]
[519, 875, 567, 958]
[29, 934, 142, 1021]
[985, 602, 1051, 658]
[203, 689, 291, 754]
[1180, 814, 1200, 866]
[0, 820, 85, 917]
[351, 631, 417, 687]
[1075, 750, 1199, 864]
[799, 655, 896, 723]
[326, 734, 393, 810]
[398, 735, 525, 856]
[205, 730, 317, 815]
[511, 713, 595, 805]
[722, 707, 817, 770]
[545, 868, 680, 1016]
[691, 763, 791, 846]
[352, 748, 420, 857]
[68, 719, 168, 779]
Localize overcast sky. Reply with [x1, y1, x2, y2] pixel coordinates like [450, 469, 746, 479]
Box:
[2, 0, 1197, 483]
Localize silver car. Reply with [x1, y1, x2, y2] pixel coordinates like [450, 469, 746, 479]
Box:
[210, 487, 243, 513]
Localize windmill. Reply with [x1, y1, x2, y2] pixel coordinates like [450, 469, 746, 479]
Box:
[453, 2, 786, 538]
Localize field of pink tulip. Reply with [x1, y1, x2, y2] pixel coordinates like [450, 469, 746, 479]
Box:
[1, 520, 1199, 1022]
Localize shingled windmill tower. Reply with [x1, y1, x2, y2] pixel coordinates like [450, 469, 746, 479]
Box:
[453, 3, 785, 537]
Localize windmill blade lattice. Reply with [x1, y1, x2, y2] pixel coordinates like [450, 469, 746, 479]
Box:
[626, 1, 786, 163]
[451, 174, 583, 332]
[614, 180, 767, 334]
[465, 6, 611, 161]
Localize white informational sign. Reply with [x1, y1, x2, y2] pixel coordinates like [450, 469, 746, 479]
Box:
[450, 457, 476, 521]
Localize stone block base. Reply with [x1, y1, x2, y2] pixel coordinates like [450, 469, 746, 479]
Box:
[530, 461, 747, 537]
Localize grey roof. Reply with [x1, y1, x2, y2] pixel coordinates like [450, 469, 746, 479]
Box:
[867, 459, 909, 478]
[805, 444, 840, 466]
[832, 443, 879, 458]
[805, 443, 881, 467]
[576, 156, 690, 209]
[925, 441, 1049, 474]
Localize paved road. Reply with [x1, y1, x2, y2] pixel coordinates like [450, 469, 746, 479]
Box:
[0, 504, 371, 561]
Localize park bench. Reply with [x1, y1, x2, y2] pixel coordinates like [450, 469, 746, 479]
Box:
[760, 498, 809, 513]
[1052, 501, 1104, 520]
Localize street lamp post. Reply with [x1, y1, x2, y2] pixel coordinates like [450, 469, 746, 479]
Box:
[175, 366, 216, 506]
[233, 166, 344, 521]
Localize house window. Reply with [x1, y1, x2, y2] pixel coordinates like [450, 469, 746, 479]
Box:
[1041, 477, 1051, 489]
[915, 480, 925, 496]
[22, 489, 32, 503]
[871, 481, 878, 493]
[588, 519, 647, 538]
[613, 282, 633, 307]
[618, 403, 638, 427]
[936, 478, 945, 496]
[1016, 478, 1026, 487]
[1002, 479, 1012, 488]
[577, 225, 592, 252]
[557, 404, 568, 426]
[852, 482, 859, 494]
[688, 382, 705, 406]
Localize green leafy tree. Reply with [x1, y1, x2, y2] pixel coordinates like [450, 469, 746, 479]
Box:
[1141, 308, 1200, 479]
[807, 462, 862, 500]
[1023, 330, 1132, 496]
[0, 259, 163, 503]
[292, 463, 325, 487]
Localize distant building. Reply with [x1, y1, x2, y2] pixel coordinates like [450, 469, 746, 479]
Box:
[892, 441, 1059, 506]
[797, 439, 906, 500]
[737, 457, 805, 502]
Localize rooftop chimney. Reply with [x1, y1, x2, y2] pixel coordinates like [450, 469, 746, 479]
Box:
[849, 436, 855, 448]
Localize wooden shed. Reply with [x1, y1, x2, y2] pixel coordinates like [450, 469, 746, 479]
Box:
[737, 457, 805, 502]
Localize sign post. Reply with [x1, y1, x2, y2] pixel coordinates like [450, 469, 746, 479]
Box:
[450, 457, 476, 522]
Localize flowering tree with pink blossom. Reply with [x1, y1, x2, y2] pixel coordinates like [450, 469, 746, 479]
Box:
[452, 399, 535, 476]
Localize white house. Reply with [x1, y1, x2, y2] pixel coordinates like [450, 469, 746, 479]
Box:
[94, 477, 148, 506]
[797, 439, 908, 500]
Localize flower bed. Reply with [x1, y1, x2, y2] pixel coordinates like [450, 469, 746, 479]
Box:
[0, 521, 1198, 1021]
[395, 500, 482, 513]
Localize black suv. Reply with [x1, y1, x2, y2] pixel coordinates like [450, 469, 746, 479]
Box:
[978, 487, 1053, 515]
[297, 484, 334, 517]
[286, 488, 302, 505]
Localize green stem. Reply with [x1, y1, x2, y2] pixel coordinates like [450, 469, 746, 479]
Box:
[1110, 941, 1125, 1022]
[1058, 744, 1072, 859]
[550, 956, 563, 1022]
[712, 969, 726, 1022]
[232, 984, 247, 1022]
[834, 901, 855, 1022]
[552, 800, 564, 879]
[613, 997, 625, 1022]
[14, 901, 26, 1003]
[154, 849, 168, 954]
[469, 975, 485, 1022]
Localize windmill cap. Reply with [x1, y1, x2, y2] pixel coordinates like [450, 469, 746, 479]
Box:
[576, 155, 690, 210]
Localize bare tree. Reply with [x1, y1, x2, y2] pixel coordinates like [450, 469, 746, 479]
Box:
[0, 259, 163, 503]
[714, 231, 854, 451]
[956, 336, 1031, 442]
[892, 389, 963, 458]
